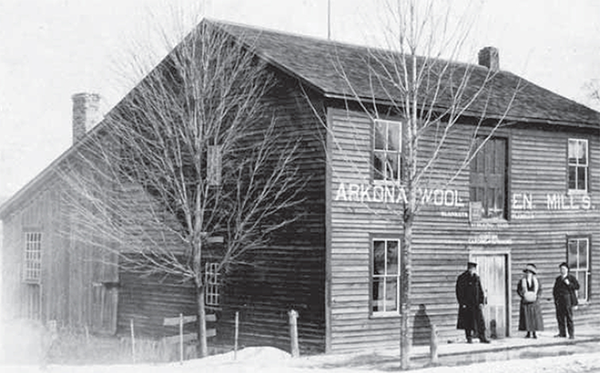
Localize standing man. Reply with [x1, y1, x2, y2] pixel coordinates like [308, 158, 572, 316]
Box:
[456, 261, 490, 343]
[553, 262, 580, 339]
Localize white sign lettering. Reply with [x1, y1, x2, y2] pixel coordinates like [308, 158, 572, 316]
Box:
[334, 183, 465, 207]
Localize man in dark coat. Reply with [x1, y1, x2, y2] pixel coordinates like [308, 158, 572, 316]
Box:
[456, 262, 490, 343]
[553, 262, 580, 339]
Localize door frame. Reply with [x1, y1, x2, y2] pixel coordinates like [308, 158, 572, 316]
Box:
[468, 248, 512, 337]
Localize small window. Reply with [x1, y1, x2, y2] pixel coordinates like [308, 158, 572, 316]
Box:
[568, 139, 588, 192]
[204, 262, 220, 307]
[567, 236, 590, 302]
[23, 232, 42, 283]
[372, 238, 400, 315]
[373, 119, 402, 182]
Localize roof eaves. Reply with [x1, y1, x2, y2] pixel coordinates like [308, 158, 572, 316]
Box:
[323, 92, 600, 130]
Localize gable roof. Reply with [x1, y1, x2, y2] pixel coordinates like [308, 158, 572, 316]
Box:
[1, 19, 599, 219]
[209, 19, 600, 128]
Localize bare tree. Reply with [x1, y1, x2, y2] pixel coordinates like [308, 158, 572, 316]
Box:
[60, 20, 305, 357]
[313, 0, 521, 368]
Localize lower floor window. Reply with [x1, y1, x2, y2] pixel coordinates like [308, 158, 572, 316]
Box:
[372, 238, 400, 315]
[568, 236, 590, 302]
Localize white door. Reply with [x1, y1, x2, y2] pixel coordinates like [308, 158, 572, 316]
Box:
[470, 253, 508, 339]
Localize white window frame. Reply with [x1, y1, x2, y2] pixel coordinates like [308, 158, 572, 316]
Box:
[373, 119, 402, 183]
[204, 262, 220, 308]
[567, 236, 590, 303]
[23, 232, 42, 283]
[371, 237, 401, 316]
[567, 138, 588, 193]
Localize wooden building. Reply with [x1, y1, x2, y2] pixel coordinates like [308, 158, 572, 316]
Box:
[1, 20, 599, 355]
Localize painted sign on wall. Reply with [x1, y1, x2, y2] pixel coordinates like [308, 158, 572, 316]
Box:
[334, 182, 466, 207]
[511, 192, 593, 219]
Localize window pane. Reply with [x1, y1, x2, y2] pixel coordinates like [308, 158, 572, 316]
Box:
[573, 270, 586, 300]
[388, 122, 400, 151]
[578, 240, 589, 269]
[385, 278, 398, 312]
[568, 240, 578, 269]
[375, 121, 386, 150]
[568, 166, 577, 189]
[387, 241, 398, 275]
[374, 152, 385, 180]
[568, 139, 577, 164]
[386, 154, 399, 181]
[372, 277, 383, 312]
[579, 141, 588, 164]
[374, 241, 385, 275]
[577, 167, 587, 190]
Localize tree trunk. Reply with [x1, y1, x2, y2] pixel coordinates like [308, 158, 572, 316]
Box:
[400, 212, 413, 370]
[196, 283, 208, 357]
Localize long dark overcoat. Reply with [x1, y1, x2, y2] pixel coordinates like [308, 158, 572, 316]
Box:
[455, 270, 485, 331]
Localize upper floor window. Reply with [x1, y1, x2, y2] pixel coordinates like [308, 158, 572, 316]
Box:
[372, 238, 400, 315]
[568, 236, 590, 302]
[568, 139, 588, 192]
[470, 137, 507, 219]
[204, 262, 220, 308]
[373, 119, 402, 182]
[23, 232, 42, 283]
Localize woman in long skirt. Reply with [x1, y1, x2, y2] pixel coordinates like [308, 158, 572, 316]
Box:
[517, 263, 544, 338]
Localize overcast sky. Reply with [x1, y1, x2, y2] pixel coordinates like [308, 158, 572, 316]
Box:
[1, 0, 599, 198]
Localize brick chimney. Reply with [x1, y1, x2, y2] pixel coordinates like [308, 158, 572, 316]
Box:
[478, 47, 499, 71]
[72, 93, 102, 143]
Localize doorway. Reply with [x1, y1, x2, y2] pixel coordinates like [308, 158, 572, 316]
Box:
[470, 252, 509, 339]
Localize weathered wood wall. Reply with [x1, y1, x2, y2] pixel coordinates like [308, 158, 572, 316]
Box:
[216, 75, 327, 354]
[1, 178, 119, 332]
[327, 107, 600, 352]
[117, 270, 197, 338]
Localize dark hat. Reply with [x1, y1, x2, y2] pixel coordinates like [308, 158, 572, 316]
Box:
[559, 262, 569, 269]
[523, 263, 537, 274]
[467, 261, 477, 268]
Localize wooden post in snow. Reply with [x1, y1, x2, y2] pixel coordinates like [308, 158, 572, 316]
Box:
[288, 309, 299, 358]
[130, 319, 136, 363]
[234, 311, 239, 360]
[179, 313, 184, 364]
[430, 324, 439, 366]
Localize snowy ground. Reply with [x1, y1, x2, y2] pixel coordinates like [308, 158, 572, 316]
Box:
[2, 346, 600, 373]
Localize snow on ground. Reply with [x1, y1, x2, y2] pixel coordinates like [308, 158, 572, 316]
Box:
[2, 346, 600, 373]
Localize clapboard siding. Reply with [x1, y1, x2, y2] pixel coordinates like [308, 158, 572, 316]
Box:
[214, 75, 327, 354]
[327, 107, 600, 353]
[117, 270, 197, 338]
[0, 179, 101, 329]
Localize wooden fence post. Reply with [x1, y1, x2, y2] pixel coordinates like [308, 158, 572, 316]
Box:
[130, 319, 136, 363]
[288, 309, 299, 358]
[429, 324, 439, 366]
[234, 311, 239, 360]
[179, 313, 184, 364]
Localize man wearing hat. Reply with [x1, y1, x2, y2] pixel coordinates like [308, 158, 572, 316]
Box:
[456, 261, 490, 343]
[552, 262, 580, 339]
